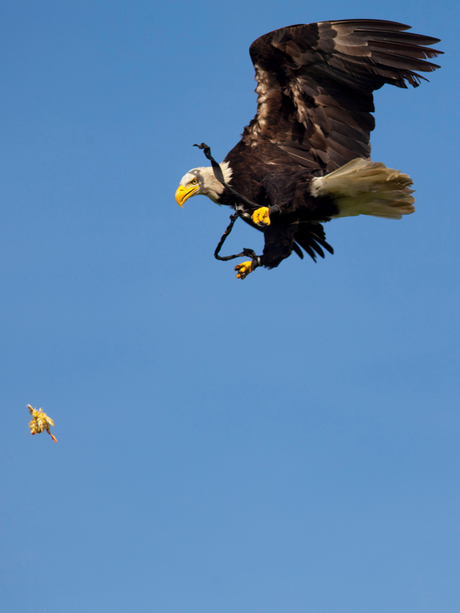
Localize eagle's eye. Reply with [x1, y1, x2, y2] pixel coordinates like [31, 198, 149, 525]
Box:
[191, 178, 198, 185]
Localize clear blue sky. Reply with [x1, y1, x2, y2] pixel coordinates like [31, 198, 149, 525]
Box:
[1, 1, 459, 611]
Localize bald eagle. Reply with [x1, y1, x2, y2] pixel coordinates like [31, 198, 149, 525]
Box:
[176, 19, 441, 279]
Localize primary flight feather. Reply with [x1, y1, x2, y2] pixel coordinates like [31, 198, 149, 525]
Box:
[176, 19, 442, 279]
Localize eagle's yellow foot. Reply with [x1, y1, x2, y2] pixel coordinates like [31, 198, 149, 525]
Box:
[235, 261, 254, 280]
[251, 206, 271, 227]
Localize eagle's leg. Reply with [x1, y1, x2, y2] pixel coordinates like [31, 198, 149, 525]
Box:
[235, 224, 296, 278]
[260, 224, 297, 269]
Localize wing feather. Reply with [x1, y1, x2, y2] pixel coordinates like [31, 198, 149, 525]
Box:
[245, 19, 442, 173]
[294, 222, 334, 262]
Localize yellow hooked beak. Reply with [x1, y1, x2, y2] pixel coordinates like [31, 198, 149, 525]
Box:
[175, 184, 199, 207]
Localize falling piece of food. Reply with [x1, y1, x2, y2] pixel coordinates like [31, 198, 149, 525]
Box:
[27, 405, 58, 443]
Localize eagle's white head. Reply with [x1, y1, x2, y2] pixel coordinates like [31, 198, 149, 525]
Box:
[175, 162, 233, 206]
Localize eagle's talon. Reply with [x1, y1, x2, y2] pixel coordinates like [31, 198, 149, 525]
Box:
[234, 260, 254, 279]
[251, 207, 271, 227]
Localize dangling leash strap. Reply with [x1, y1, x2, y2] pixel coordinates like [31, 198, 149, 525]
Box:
[213, 212, 260, 266]
[194, 143, 262, 269]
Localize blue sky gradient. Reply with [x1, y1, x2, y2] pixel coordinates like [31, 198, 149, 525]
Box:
[1, 1, 459, 611]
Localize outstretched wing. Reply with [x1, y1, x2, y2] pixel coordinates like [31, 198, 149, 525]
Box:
[246, 19, 442, 174]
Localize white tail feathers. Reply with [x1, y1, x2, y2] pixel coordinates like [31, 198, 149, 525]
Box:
[310, 158, 415, 220]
